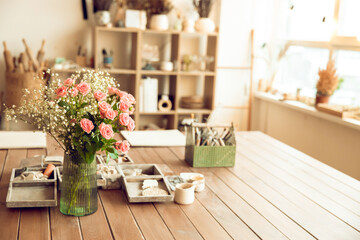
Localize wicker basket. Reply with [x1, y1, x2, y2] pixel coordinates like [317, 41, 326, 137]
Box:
[185, 123, 236, 168]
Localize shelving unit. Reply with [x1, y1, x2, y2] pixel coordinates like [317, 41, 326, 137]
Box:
[55, 27, 218, 130]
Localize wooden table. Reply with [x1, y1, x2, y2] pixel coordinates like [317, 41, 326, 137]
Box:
[0, 131, 360, 240]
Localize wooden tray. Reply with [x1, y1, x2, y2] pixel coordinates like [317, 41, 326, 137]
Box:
[122, 176, 173, 203]
[316, 103, 357, 118]
[6, 167, 57, 208]
[96, 153, 134, 165]
[117, 164, 163, 179]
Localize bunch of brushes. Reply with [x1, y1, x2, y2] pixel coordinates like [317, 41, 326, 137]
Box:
[2, 39, 47, 74]
[194, 125, 234, 147]
[193, 0, 214, 18]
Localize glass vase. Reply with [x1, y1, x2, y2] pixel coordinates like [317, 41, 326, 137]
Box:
[60, 152, 97, 216]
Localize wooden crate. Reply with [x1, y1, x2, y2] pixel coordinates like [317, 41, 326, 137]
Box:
[117, 164, 163, 179]
[6, 167, 57, 208]
[185, 123, 236, 167]
[96, 153, 134, 165]
[122, 176, 173, 203]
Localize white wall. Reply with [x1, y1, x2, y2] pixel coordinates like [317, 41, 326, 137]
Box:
[0, 0, 95, 92]
[251, 96, 360, 180]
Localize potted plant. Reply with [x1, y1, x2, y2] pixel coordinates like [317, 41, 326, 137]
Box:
[5, 70, 136, 216]
[315, 60, 339, 104]
[193, 0, 215, 33]
[147, 0, 173, 31]
[93, 0, 113, 26]
[125, 0, 147, 29]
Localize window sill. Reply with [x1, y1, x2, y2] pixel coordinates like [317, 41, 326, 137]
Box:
[254, 92, 360, 131]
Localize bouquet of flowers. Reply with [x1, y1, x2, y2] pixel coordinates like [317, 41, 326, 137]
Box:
[6, 70, 136, 216]
[6, 70, 135, 163]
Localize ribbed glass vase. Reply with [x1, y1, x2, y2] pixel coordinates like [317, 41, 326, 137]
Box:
[60, 152, 97, 216]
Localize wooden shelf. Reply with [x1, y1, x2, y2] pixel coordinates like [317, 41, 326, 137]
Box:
[179, 71, 216, 76]
[96, 26, 138, 33]
[94, 25, 218, 129]
[140, 111, 176, 115]
[177, 108, 212, 114]
[105, 69, 136, 74]
[141, 70, 177, 76]
[95, 26, 219, 36]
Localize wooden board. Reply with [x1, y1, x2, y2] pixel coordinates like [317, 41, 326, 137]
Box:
[0, 131, 46, 149]
[316, 103, 357, 118]
[121, 130, 186, 146]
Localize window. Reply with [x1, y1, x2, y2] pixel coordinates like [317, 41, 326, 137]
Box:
[276, 46, 329, 97]
[272, 0, 360, 106]
[286, 0, 335, 41]
[337, 0, 360, 37]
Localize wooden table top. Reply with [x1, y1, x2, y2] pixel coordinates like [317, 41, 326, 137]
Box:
[0, 131, 360, 240]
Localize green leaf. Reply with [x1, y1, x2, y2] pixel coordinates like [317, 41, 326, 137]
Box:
[106, 147, 116, 153]
[106, 153, 110, 163]
[58, 100, 70, 109]
[109, 152, 118, 160]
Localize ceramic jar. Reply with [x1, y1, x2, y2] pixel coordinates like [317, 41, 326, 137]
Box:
[95, 11, 111, 26]
[174, 183, 195, 205]
[183, 19, 195, 32]
[195, 18, 215, 33]
[150, 14, 169, 31]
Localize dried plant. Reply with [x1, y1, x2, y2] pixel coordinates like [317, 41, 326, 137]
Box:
[146, 0, 173, 15]
[316, 60, 339, 96]
[193, 0, 214, 18]
[126, 0, 146, 10]
[93, 0, 113, 12]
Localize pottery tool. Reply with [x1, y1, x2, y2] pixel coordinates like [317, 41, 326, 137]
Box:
[22, 38, 39, 71]
[43, 164, 55, 177]
[3, 41, 15, 72]
[28, 60, 33, 72]
[19, 52, 29, 71]
[12, 57, 17, 70]
[36, 39, 46, 64]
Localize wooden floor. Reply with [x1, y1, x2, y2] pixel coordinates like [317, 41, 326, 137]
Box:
[0, 131, 360, 239]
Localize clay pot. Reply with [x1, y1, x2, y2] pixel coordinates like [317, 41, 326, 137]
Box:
[95, 11, 111, 26]
[150, 14, 169, 31]
[195, 18, 215, 33]
[315, 95, 330, 105]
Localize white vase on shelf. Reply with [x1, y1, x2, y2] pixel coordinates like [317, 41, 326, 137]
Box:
[95, 11, 111, 26]
[150, 14, 169, 31]
[195, 18, 215, 33]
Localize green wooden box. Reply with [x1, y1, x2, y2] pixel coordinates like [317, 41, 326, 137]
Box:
[185, 123, 236, 168]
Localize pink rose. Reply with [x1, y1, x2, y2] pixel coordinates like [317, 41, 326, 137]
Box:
[119, 100, 130, 112]
[127, 117, 135, 131]
[99, 123, 114, 140]
[119, 140, 130, 153]
[105, 109, 117, 120]
[108, 87, 119, 95]
[76, 82, 91, 95]
[80, 118, 94, 134]
[123, 93, 136, 105]
[118, 113, 130, 126]
[69, 88, 78, 97]
[116, 90, 126, 98]
[55, 86, 67, 98]
[114, 140, 122, 150]
[98, 101, 111, 114]
[94, 90, 107, 102]
[64, 78, 74, 87]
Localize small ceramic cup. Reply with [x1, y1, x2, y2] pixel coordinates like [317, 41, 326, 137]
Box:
[190, 175, 205, 192]
[174, 183, 195, 205]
